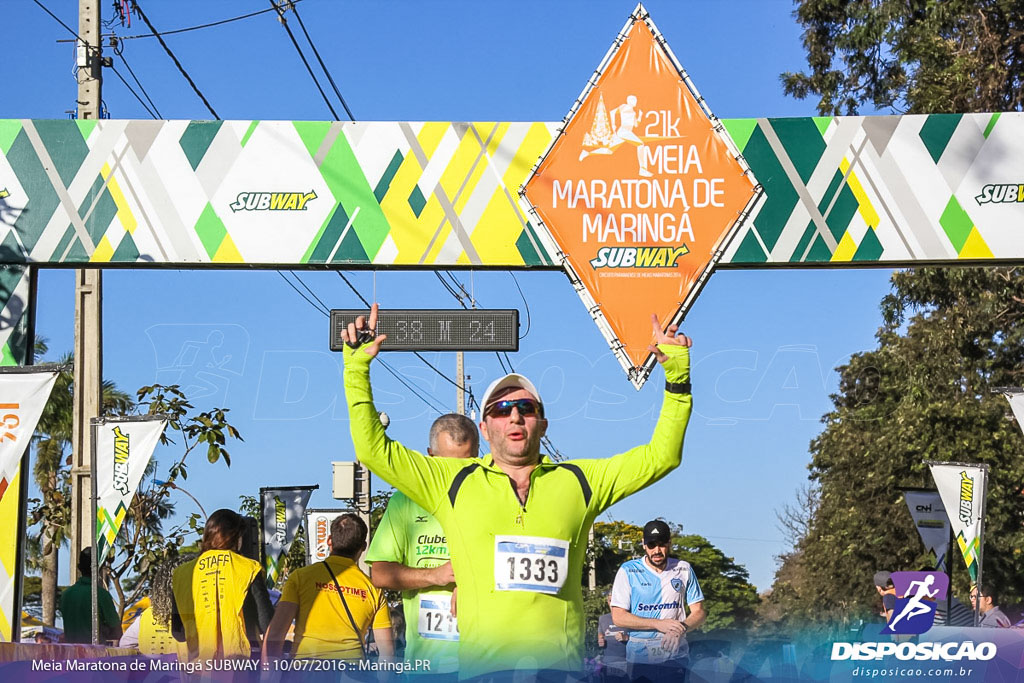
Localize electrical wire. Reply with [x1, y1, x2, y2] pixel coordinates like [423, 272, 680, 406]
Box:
[111, 39, 162, 118]
[119, 2, 306, 40]
[107, 65, 157, 118]
[32, 0, 91, 47]
[277, 272, 328, 315]
[376, 359, 448, 416]
[510, 273, 532, 339]
[290, 272, 331, 313]
[433, 272, 467, 308]
[337, 272, 371, 307]
[338, 274, 472, 393]
[280, 273, 447, 415]
[288, 0, 356, 121]
[130, 1, 220, 119]
[268, 1, 340, 120]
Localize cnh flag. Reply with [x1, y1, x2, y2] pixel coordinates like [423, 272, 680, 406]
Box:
[1004, 392, 1024, 436]
[261, 486, 316, 587]
[304, 508, 348, 565]
[902, 490, 950, 571]
[0, 368, 59, 505]
[927, 461, 988, 583]
[92, 417, 168, 562]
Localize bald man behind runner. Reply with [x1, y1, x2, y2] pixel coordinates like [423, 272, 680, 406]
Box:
[342, 304, 693, 677]
[366, 414, 478, 674]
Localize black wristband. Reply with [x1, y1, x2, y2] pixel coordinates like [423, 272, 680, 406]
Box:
[665, 380, 691, 394]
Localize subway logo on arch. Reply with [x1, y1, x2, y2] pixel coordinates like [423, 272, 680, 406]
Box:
[230, 190, 317, 212]
[975, 183, 1024, 205]
[591, 245, 689, 269]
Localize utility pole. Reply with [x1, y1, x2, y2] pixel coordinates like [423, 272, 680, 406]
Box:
[455, 352, 465, 415]
[69, 0, 103, 585]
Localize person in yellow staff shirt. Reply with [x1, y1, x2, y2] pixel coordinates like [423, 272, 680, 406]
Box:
[171, 509, 275, 660]
[262, 513, 394, 661]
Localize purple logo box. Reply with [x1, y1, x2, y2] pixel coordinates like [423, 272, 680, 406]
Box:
[885, 571, 949, 634]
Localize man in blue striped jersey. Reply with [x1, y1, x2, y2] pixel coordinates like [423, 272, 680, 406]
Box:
[610, 520, 705, 682]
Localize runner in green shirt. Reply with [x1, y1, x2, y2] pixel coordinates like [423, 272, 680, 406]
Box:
[342, 304, 692, 677]
[366, 414, 478, 674]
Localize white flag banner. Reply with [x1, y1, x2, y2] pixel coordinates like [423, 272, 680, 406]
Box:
[304, 509, 348, 565]
[0, 370, 59, 506]
[928, 462, 987, 583]
[93, 418, 167, 562]
[903, 490, 950, 571]
[0, 368, 59, 643]
[1005, 392, 1024, 436]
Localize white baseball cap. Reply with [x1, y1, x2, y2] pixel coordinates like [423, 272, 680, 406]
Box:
[480, 373, 542, 416]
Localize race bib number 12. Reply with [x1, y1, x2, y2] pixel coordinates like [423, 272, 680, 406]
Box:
[494, 535, 569, 594]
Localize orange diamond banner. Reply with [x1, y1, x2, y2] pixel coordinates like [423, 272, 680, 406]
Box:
[521, 6, 761, 387]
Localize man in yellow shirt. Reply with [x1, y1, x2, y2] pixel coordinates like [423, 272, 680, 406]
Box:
[262, 513, 393, 661]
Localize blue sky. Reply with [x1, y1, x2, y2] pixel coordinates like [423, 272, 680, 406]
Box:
[5, 0, 896, 592]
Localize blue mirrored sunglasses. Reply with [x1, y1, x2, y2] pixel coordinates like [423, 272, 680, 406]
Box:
[485, 398, 543, 418]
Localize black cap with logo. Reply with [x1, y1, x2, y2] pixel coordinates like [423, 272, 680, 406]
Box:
[643, 520, 671, 546]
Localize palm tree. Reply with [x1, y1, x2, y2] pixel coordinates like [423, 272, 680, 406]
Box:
[31, 350, 134, 626]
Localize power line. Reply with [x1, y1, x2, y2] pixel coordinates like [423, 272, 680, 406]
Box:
[120, 2, 306, 40]
[377, 360, 447, 416]
[336, 273, 474, 396]
[277, 272, 328, 315]
[268, 1, 340, 120]
[337, 272, 370, 306]
[510, 273, 532, 339]
[130, 1, 220, 119]
[108, 65, 157, 118]
[288, 0, 356, 121]
[111, 39, 162, 118]
[279, 273, 447, 415]
[290, 272, 331, 313]
[32, 0, 91, 47]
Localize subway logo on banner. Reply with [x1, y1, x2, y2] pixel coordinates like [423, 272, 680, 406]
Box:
[591, 245, 689, 269]
[975, 183, 1024, 205]
[112, 426, 130, 496]
[0, 188, 9, 199]
[274, 495, 287, 543]
[230, 190, 317, 212]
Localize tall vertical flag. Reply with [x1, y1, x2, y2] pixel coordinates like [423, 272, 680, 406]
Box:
[304, 508, 349, 565]
[0, 368, 59, 642]
[927, 461, 988, 583]
[91, 417, 168, 563]
[261, 486, 317, 587]
[902, 490, 950, 571]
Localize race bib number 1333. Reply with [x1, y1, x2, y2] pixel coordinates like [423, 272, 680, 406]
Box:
[494, 535, 569, 594]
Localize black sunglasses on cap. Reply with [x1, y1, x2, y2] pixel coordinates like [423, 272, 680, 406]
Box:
[485, 398, 544, 418]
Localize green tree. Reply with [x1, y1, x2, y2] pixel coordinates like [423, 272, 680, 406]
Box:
[28, 350, 133, 626]
[783, 0, 1024, 114]
[768, 268, 1024, 623]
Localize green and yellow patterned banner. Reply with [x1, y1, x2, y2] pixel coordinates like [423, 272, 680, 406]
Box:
[0, 115, 1020, 268]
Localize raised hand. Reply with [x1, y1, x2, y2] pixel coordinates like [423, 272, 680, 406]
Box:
[647, 313, 692, 363]
[341, 303, 388, 358]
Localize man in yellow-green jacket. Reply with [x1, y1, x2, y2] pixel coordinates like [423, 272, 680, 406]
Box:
[342, 304, 692, 678]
